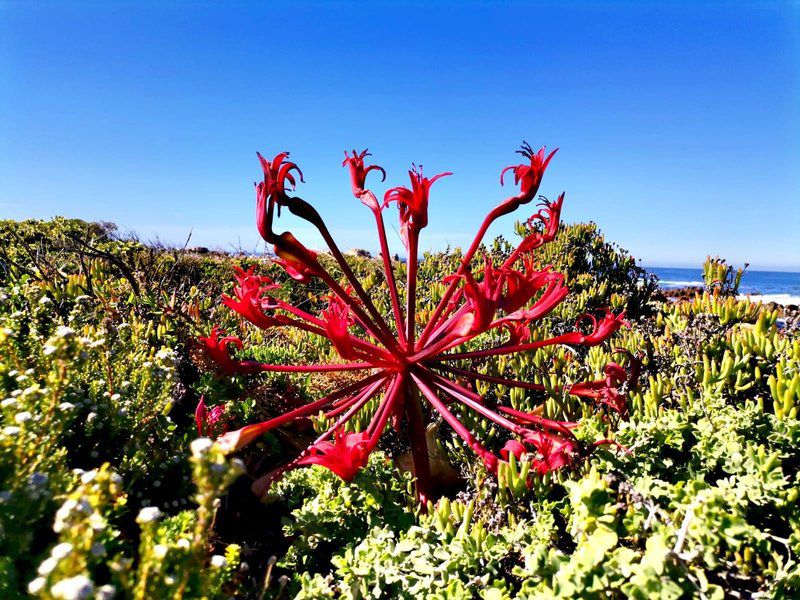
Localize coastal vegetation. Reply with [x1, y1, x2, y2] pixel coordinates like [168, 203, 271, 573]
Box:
[1, 146, 798, 598]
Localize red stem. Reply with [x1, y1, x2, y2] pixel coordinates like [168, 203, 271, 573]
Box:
[433, 363, 547, 391]
[367, 194, 407, 346]
[418, 204, 508, 346]
[410, 370, 495, 468]
[366, 374, 403, 440]
[431, 332, 575, 361]
[316, 222, 401, 349]
[253, 361, 375, 373]
[324, 375, 390, 419]
[406, 231, 419, 352]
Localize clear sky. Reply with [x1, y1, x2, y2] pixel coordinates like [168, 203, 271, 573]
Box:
[2, 1, 799, 270]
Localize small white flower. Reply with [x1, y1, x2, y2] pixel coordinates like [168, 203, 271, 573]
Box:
[55, 325, 76, 339]
[51, 542, 74, 559]
[1, 397, 18, 408]
[43, 343, 58, 355]
[135, 506, 162, 524]
[28, 577, 46, 594]
[88, 512, 107, 531]
[50, 575, 94, 600]
[2, 426, 21, 436]
[59, 402, 76, 412]
[39, 296, 53, 305]
[80, 470, 98, 484]
[153, 544, 168, 559]
[8, 370, 18, 377]
[110, 393, 121, 402]
[210, 554, 227, 568]
[86, 412, 98, 423]
[37, 556, 59, 575]
[176, 538, 191, 550]
[164, 576, 175, 585]
[95, 584, 116, 600]
[190, 437, 214, 458]
[14, 411, 33, 423]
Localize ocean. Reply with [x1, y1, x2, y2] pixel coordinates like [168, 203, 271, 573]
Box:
[646, 267, 800, 306]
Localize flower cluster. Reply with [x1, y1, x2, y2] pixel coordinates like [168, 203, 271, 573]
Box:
[202, 144, 633, 502]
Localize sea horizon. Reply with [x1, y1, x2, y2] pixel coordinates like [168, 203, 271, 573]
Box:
[645, 266, 800, 307]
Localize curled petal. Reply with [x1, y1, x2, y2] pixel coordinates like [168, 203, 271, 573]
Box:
[383, 165, 451, 245]
[322, 296, 362, 361]
[297, 429, 374, 481]
[222, 266, 286, 329]
[343, 149, 386, 198]
[497, 143, 558, 216]
[198, 327, 260, 375]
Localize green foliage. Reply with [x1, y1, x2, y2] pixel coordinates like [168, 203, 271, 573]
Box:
[2, 217, 799, 598]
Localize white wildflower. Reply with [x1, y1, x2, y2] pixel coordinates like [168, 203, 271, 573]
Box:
[28, 577, 46, 594]
[176, 538, 191, 550]
[190, 437, 214, 458]
[2, 426, 21, 436]
[51, 542, 74, 559]
[135, 506, 162, 524]
[50, 575, 94, 600]
[14, 411, 32, 423]
[95, 584, 116, 600]
[37, 556, 59, 575]
[153, 544, 168, 559]
[59, 402, 76, 412]
[210, 554, 227, 568]
[1, 397, 18, 408]
[55, 326, 76, 339]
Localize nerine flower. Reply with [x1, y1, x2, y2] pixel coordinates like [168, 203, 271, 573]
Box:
[343, 149, 386, 200]
[202, 143, 633, 502]
[297, 429, 374, 481]
[195, 396, 227, 437]
[383, 165, 452, 247]
[221, 267, 284, 329]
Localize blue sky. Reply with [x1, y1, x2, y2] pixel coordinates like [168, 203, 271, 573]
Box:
[2, 1, 798, 270]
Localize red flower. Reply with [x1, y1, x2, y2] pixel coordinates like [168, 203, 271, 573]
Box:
[500, 143, 558, 205]
[297, 429, 374, 481]
[514, 194, 565, 257]
[204, 144, 630, 502]
[195, 396, 228, 437]
[499, 320, 531, 346]
[560, 310, 629, 347]
[383, 165, 451, 247]
[257, 151, 304, 201]
[221, 266, 285, 330]
[501, 429, 579, 475]
[272, 232, 320, 283]
[321, 295, 362, 361]
[198, 327, 260, 376]
[342, 149, 386, 199]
